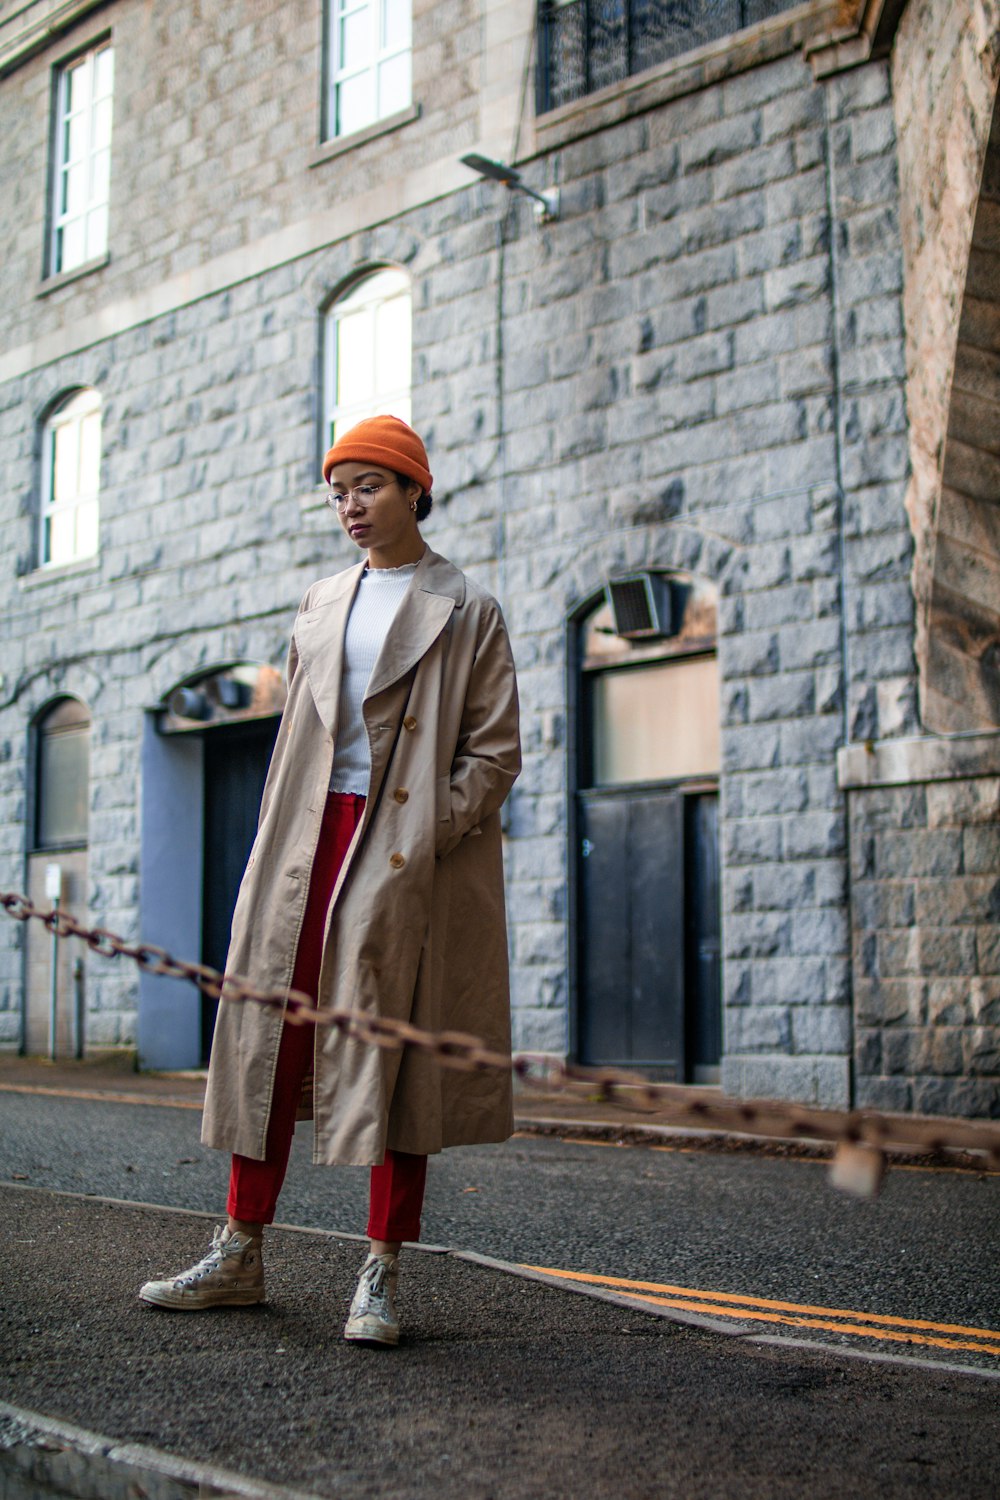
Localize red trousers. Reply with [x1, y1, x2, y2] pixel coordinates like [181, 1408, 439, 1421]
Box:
[227, 792, 428, 1241]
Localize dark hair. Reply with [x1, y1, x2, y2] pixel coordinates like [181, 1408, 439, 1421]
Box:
[395, 470, 433, 523]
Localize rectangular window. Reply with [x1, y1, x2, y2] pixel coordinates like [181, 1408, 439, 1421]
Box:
[40, 390, 102, 567]
[538, 0, 802, 113]
[51, 41, 114, 275]
[590, 657, 720, 785]
[326, 0, 411, 140]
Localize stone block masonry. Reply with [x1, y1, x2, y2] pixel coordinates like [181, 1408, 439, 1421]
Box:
[850, 772, 1000, 1117]
[3, 0, 991, 1118]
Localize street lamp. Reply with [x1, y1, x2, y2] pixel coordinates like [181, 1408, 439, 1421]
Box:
[460, 153, 560, 223]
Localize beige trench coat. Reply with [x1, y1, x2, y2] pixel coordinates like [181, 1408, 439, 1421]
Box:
[201, 548, 521, 1166]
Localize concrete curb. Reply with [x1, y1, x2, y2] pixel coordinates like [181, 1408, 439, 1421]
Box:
[0, 1401, 318, 1500]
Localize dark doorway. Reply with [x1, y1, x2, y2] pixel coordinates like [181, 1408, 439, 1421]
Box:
[574, 577, 722, 1081]
[201, 719, 279, 1060]
[578, 787, 684, 1072]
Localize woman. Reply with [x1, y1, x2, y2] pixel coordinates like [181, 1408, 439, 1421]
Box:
[139, 416, 521, 1346]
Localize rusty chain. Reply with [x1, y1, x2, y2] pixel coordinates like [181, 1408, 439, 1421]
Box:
[4, 888, 1000, 1189]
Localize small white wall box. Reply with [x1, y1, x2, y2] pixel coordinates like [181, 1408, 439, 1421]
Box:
[45, 864, 63, 903]
[606, 573, 672, 639]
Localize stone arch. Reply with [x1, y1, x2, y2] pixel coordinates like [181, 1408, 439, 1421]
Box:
[300, 223, 423, 313]
[892, 1, 1000, 729]
[926, 97, 1000, 729]
[559, 521, 738, 622]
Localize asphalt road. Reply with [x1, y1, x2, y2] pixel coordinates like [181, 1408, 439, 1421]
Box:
[6, 1186, 1000, 1500]
[3, 1089, 999, 1371]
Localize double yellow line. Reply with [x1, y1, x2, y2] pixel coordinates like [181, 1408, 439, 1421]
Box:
[524, 1265, 1000, 1359]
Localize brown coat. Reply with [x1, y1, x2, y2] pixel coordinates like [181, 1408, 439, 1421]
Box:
[201, 548, 521, 1166]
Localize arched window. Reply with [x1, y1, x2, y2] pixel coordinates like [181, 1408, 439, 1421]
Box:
[323, 269, 411, 451]
[33, 698, 91, 849]
[40, 388, 101, 567]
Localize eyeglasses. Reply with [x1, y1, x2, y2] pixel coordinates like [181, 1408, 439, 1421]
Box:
[325, 483, 392, 512]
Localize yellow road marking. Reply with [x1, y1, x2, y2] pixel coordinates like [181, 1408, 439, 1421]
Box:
[524, 1265, 1000, 1356]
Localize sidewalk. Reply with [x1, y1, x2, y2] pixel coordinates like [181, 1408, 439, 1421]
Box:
[0, 1050, 825, 1154]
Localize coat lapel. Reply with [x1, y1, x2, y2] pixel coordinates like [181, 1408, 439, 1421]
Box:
[292, 550, 468, 735]
[364, 549, 465, 703]
[292, 561, 365, 735]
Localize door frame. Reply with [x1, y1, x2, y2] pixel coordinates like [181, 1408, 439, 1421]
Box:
[566, 582, 722, 1075]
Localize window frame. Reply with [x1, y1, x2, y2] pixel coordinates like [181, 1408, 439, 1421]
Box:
[322, 268, 413, 455]
[30, 697, 91, 854]
[49, 37, 114, 277]
[325, 0, 412, 142]
[39, 388, 102, 570]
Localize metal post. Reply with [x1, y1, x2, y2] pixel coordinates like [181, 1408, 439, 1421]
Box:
[45, 864, 62, 1061]
[73, 956, 85, 1060]
[48, 897, 59, 1060]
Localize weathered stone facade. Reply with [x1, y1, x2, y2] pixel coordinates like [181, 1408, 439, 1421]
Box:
[1, 0, 998, 1118]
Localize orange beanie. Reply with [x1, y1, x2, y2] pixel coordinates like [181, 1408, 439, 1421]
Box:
[322, 415, 433, 492]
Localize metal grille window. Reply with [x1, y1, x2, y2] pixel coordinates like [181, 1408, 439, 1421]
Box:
[538, 1, 803, 112]
[323, 269, 412, 449]
[40, 389, 102, 568]
[50, 41, 114, 274]
[326, 0, 411, 140]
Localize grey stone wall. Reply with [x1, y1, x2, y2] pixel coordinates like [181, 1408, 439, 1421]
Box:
[851, 774, 1000, 1116]
[0, 0, 489, 353]
[8, 0, 996, 1120]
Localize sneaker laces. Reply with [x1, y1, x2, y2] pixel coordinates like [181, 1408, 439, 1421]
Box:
[355, 1258, 391, 1316]
[174, 1226, 232, 1288]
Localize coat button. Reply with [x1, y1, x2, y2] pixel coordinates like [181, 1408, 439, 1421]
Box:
[393, 788, 409, 804]
[389, 852, 406, 869]
[403, 715, 417, 731]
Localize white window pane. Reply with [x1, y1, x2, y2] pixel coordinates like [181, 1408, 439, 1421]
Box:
[377, 50, 410, 112]
[76, 500, 99, 557]
[53, 422, 79, 502]
[382, 0, 410, 47]
[65, 61, 90, 114]
[338, 310, 375, 402]
[374, 295, 410, 393]
[92, 97, 113, 151]
[64, 161, 86, 213]
[94, 46, 114, 98]
[66, 111, 87, 164]
[48, 509, 76, 567]
[61, 218, 85, 271]
[78, 410, 102, 490]
[90, 147, 111, 204]
[592, 658, 720, 785]
[340, 7, 371, 69]
[86, 203, 108, 258]
[336, 72, 375, 135]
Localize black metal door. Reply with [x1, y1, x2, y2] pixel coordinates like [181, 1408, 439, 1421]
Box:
[201, 719, 280, 1060]
[578, 789, 685, 1075]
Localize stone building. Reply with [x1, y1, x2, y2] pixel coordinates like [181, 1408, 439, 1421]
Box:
[1, 0, 998, 1117]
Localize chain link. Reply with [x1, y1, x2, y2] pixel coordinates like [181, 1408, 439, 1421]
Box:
[4, 889, 999, 1174]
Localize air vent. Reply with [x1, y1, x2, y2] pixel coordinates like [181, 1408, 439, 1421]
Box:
[606, 573, 672, 639]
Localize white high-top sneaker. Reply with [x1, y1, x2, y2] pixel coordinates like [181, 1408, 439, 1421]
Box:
[138, 1225, 265, 1310]
[343, 1252, 400, 1346]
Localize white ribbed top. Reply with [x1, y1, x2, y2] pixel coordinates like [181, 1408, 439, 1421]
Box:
[329, 562, 419, 794]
